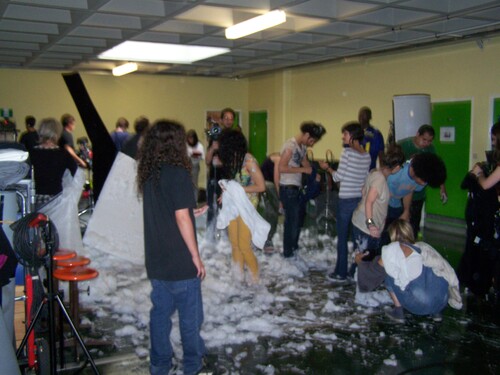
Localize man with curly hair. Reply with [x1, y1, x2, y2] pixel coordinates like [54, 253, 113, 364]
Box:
[137, 119, 206, 375]
[383, 152, 447, 243]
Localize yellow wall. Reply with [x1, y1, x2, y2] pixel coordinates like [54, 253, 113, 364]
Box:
[248, 36, 500, 163]
[0, 69, 249, 183]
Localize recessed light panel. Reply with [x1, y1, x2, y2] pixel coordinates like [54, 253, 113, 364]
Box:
[99, 41, 230, 64]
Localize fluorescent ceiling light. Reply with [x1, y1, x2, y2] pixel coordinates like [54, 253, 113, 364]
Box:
[99, 41, 230, 64]
[225, 10, 286, 39]
[112, 62, 138, 76]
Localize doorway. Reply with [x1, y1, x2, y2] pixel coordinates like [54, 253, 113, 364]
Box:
[427, 100, 472, 220]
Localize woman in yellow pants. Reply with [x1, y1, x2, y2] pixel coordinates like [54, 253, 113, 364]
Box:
[218, 129, 265, 283]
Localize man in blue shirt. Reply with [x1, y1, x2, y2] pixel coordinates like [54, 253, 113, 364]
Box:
[384, 152, 446, 241]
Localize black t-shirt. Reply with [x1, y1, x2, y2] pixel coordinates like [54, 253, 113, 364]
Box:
[30, 147, 77, 195]
[58, 129, 74, 149]
[121, 134, 140, 159]
[260, 157, 275, 183]
[19, 131, 40, 152]
[143, 164, 198, 281]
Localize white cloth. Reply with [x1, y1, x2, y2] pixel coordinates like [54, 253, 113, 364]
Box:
[0, 148, 29, 162]
[40, 168, 85, 252]
[83, 152, 144, 265]
[382, 241, 462, 310]
[416, 241, 463, 310]
[216, 179, 270, 249]
[381, 242, 423, 291]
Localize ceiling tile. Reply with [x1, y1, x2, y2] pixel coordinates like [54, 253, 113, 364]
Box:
[0, 0, 498, 77]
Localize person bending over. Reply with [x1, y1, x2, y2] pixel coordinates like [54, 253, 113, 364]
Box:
[384, 152, 447, 241]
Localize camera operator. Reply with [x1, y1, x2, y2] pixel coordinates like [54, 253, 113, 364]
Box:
[205, 108, 239, 241]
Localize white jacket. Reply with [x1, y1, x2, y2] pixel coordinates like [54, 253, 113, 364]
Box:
[216, 179, 270, 249]
[382, 241, 462, 310]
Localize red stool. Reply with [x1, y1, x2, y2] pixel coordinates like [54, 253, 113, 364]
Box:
[53, 249, 77, 261]
[56, 255, 91, 268]
[52, 249, 77, 302]
[53, 266, 99, 333]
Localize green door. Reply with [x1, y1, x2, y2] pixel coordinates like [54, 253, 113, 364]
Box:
[494, 97, 500, 124]
[428, 101, 471, 219]
[249, 111, 268, 165]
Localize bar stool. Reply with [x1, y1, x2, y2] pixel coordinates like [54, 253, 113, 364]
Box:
[53, 266, 99, 361]
[53, 266, 99, 333]
[52, 249, 78, 307]
[55, 255, 91, 320]
[56, 255, 91, 268]
[53, 249, 77, 261]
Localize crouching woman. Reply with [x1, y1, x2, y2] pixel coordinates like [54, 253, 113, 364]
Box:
[356, 219, 462, 323]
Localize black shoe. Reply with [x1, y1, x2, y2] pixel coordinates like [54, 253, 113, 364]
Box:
[196, 356, 215, 375]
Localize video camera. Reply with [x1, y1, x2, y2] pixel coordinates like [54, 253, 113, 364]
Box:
[77, 137, 92, 168]
[205, 122, 222, 141]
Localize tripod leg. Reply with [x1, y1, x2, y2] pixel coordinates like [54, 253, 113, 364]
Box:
[58, 296, 65, 369]
[16, 296, 46, 358]
[54, 295, 100, 375]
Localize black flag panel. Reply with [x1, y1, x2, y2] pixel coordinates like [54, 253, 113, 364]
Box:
[62, 73, 117, 201]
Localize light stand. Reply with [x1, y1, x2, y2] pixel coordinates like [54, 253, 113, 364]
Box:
[78, 140, 94, 218]
[316, 150, 336, 236]
[15, 213, 100, 374]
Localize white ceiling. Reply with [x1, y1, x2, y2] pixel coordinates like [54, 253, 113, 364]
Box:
[1, 0, 499, 78]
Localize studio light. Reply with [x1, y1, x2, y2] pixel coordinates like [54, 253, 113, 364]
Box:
[225, 10, 286, 39]
[112, 62, 138, 76]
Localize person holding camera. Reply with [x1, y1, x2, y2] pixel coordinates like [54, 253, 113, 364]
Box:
[205, 107, 238, 241]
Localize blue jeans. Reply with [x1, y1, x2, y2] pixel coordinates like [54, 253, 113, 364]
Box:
[349, 225, 382, 276]
[280, 186, 302, 258]
[334, 197, 361, 278]
[352, 225, 382, 253]
[385, 266, 449, 315]
[149, 278, 205, 375]
[381, 205, 404, 246]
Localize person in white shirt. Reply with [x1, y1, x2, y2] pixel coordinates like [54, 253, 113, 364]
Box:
[187, 129, 205, 202]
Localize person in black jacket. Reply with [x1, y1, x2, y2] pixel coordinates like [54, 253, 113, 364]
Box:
[458, 121, 500, 297]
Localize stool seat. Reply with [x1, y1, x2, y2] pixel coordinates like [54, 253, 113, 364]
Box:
[53, 249, 77, 261]
[53, 266, 99, 282]
[56, 256, 91, 268]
